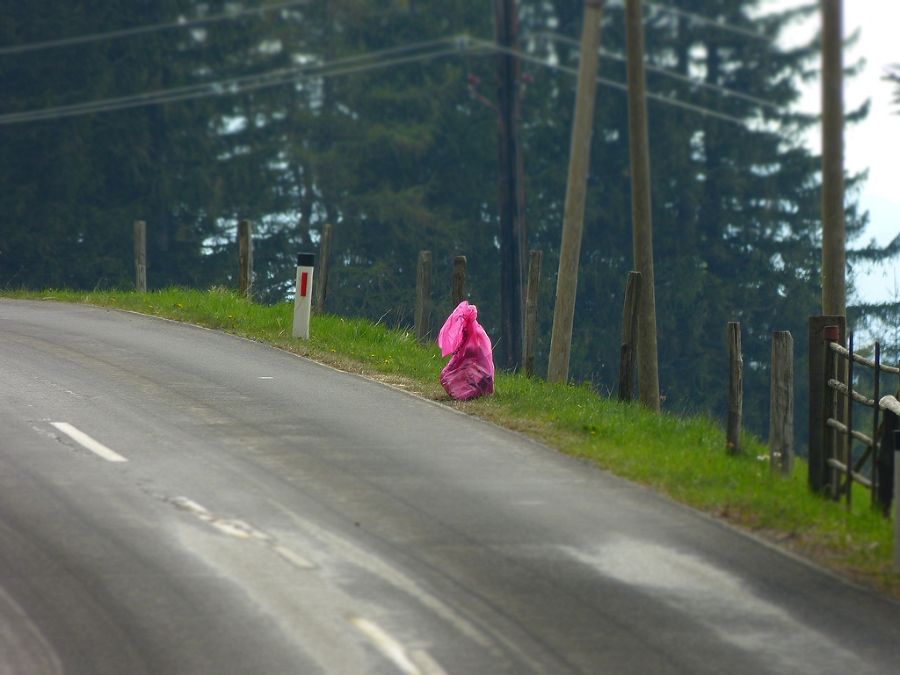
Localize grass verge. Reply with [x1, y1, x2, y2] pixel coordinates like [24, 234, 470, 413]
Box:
[6, 287, 899, 598]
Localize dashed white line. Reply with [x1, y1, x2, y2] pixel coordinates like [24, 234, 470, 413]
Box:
[350, 617, 446, 675]
[273, 544, 316, 570]
[350, 616, 422, 675]
[50, 422, 128, 463]
[168, 496, 317, 570]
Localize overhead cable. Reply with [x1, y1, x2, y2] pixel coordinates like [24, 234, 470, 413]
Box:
[0, 0, 310, 56]
[634, 1, 773, 43]
[475, 39, 754, 128]
[0, 37, 477, 125]
[0, 35, 774, 129]
[533, 31, 783, 112]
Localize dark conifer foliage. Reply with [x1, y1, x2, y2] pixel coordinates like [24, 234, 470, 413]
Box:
[0, 1, 892, 445]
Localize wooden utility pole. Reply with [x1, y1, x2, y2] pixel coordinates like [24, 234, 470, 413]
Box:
[547, 0, 604, 383]
[494, 0, 527, 371]
[133, 220, 147, 293]
[821, 0, 846, 317]
[238, 219, 253, 299]
[624, 0, 660, 411]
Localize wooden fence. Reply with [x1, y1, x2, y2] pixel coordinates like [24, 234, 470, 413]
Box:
[820, 326, 899, 513]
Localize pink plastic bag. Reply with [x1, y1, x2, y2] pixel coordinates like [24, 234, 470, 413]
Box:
[437, 301, 495, 401]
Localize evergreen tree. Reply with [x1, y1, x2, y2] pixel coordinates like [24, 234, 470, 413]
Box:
[3, 0, 894, 448]
[515, 0, 869, 444]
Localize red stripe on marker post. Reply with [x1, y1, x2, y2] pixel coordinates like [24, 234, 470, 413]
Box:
[300, 271, 309, 298]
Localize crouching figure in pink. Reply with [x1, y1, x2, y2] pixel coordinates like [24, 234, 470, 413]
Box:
[437, 301, 495, 401]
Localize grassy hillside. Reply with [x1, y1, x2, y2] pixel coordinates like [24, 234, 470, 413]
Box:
[6, 287, 898, 597]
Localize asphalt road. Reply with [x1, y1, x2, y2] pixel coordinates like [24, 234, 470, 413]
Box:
[1, 299, 899, 675]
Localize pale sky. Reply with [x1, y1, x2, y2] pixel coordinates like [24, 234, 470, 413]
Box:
[766, 0, 899, 304]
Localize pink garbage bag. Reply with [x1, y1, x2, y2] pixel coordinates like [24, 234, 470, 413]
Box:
[437, 301, 495, 401]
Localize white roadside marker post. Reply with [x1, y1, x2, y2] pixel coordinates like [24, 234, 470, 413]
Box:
[293, 252, 315, 339]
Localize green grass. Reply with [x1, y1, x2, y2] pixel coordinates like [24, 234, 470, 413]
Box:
[6, 287, 898, 596]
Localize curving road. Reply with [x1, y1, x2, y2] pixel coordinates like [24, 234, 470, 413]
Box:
[1, 299, 899, 674]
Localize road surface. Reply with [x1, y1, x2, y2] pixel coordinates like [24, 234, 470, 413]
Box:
[1, 299, 899, 674]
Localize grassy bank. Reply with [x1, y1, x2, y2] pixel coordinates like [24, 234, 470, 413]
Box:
[6, 287, 898, 597]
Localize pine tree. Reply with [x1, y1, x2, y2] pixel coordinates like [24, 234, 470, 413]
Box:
[515, 0, 869, 443]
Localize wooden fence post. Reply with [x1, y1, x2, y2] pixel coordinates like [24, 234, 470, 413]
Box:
[845, 332, 855, 509]
[524, 250, 543, 378]
[823, 325, 841, 499]
[238, 219, 253, 299]
[415, 250, 432, 343]
[133, 220, 147, 293]
[451, 255, 467, 309]
[809, 315, 846, 493]
[315, 223, 332, 313]
[894, 429, 900, 573]
[726, 321, 743, 454]
[618, 272, 642, 402]
[770, 331, 794, 475]
[877, 399, 898, 516]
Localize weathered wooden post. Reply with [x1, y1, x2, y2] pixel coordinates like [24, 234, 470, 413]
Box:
[133, 220, 147, 293]
[726, 321, 743, 455]
[770, 331, 794, 475]
[524, 250, 543, 378]
[893, 428, 900, 573]
[877, 395, 898, 516]
[618, 272, 642, 402]
[809, 316, 846, 493]
[547, 0, 604, 384]
[238, 219, 253, 299]
[315, 223, 333, 313]
[415, 250, 432, 343]
[845, 332, 855, 509]
[451, 256, 467, 308]
[823, 325, 841, 499]
[870, 342, 881, 509]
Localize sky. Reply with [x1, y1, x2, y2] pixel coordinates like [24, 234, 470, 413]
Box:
[765, 0, 899, 304]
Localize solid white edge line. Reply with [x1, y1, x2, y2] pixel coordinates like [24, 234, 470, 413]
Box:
[50, 422, 128, 463]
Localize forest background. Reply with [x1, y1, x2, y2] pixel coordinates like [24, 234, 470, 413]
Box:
[1, 0, 898, 451]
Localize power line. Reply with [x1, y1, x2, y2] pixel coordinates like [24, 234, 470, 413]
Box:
[0, 0, 310, 56]
[473, 39, 754, 128]
[0, 34, 769, 129]
[533, 31, 783, 112]
[0, 37, 479, 125]
[627, 1, 773, 43]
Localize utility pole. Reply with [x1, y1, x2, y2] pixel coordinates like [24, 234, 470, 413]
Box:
[624, 0, 660, 410]
[821, 0, 846, 317]
[547, 0, 604, 384]
[494, 0, 527, 371]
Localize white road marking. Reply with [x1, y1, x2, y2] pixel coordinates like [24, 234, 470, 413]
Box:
[168, 496, 317, 570]
[350, 616, 434, 675]
[274, 502, 492, 649]
[50, 422, 127, 463]
[273, 544, 316, 570]
[169, 496, 213, 520]
[258, 376, 274, 380]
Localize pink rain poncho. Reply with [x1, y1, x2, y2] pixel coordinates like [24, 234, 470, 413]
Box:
[437, 301, 495, 401]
